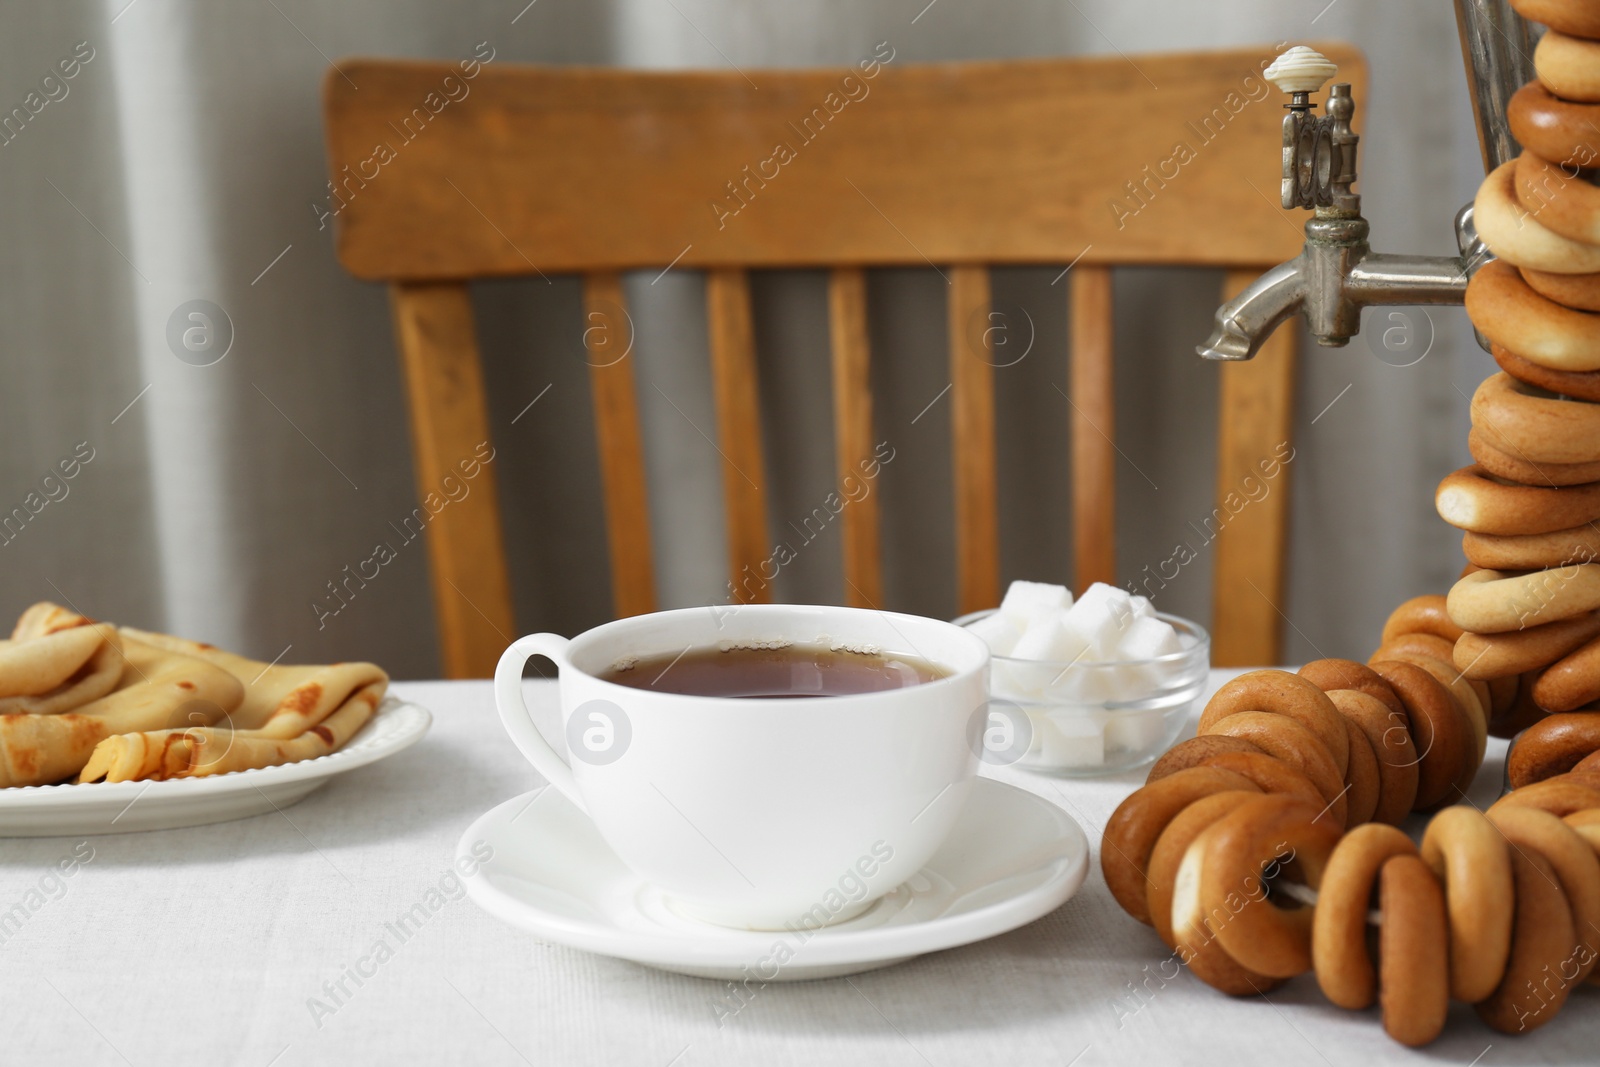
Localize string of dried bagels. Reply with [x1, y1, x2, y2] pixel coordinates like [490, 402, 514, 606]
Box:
[1105, 611, 1600, 1046]
[0, 602, 388, 787]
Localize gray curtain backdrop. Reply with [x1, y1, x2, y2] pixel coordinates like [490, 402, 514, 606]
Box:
[0, 0, 1488, 677]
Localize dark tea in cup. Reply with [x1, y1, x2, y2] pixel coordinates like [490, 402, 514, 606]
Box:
[601, 643, 949, 698]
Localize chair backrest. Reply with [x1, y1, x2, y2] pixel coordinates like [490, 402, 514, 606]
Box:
[323, 44, 1365, 677]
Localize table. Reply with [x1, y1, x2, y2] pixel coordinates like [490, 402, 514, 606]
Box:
[3, 673, 1592, 1065]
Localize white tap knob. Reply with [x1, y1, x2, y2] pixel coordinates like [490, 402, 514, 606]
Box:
[1264, 46, 1338, 95]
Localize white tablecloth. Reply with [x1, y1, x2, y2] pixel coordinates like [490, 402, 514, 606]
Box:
[3, 673, 1592, 1066]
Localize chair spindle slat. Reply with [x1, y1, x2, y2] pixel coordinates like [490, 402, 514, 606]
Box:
[583, 272, 657, 618]
[827, 268, 884, 609]
[948, 265, 1001, 615]
[388, 281, 517, 678]
[1069, 266, 1117, 592]
[1211, 269, 1299, 667]
[705, 268, 773, 604]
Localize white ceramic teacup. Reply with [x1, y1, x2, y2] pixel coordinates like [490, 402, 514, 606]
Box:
[494, 604, 989, 930]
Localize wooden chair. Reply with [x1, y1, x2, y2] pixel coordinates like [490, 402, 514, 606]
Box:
[322, 44, 1364, 677]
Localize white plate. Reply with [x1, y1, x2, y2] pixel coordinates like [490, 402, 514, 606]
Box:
[459, 776, 1089, 980]
[0, 696, 431, 836]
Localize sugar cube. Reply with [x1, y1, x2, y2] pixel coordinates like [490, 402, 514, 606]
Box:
[1010, 614, 1085, 663]
[999, 616, 1085, 696]
[1031, 708, 1107, 767]
[1118, 616, 1182, 661]
[992, 661, 1043, 699]
[1101, 664, 1151, 703]
[965, 612, 1022, 656]
[999, 580, 1071, 624]
[1062, 582, 1132, 658]
[1104, 709, 1170, 754]
[1071, 581, 1125, 617]
[1043, 662, 1114, 705]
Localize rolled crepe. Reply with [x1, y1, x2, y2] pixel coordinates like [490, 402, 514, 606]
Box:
[78, 681, 384, 783]
[0, 602, 115, 703]
[0, 636, 244, 787]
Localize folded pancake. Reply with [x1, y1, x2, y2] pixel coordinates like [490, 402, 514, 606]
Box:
[0, 602, 123, 712]
[14, 601, 95, 641]
[0, 626, 125, 715]
[119, 627, 388, 736]
[78, 681, 384, 783]
[0, 636, 243, 787]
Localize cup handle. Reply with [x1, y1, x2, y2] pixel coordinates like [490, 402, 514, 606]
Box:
[495, 633, 588, 813]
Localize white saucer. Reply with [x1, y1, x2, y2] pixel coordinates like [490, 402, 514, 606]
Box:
[0, 696, 431, 837]
[458, 776, 1089, 980]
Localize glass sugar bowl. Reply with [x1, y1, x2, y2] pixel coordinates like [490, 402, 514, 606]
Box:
[956, 608, 1210, 777]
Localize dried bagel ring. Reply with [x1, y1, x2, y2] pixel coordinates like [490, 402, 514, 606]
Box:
[1508, 82, 1600, 172]
[1486, 805, 1600, 982]
[1145, 790, 1260, 949]
[1478, 675, 1516, 716]
[1454, 611, 1600, 678]
[1297, 658, 1406, 718]
[1476, 849, 1576, 1033]
[1379, 855, 1451, 1047]
[1197, 670, 1349, 775]
[1465, 668, 1497, 751]
[1469, 425, 1600, 485]
[1101, 766, 1262, 923]
[1533, 632, 1600, 710]
[1169, 818, 1285, 996]
[1492, 342, 1600, 402]
[1522, 267, 1600, 312]
[1475, 160, 1600, 273]
[1197, 794, 1342, 978]
[1515, 150, 1600, 245]
[1325, 689, 1419, 825]
[1370, 633, 1457, 664]
[1447, 564, 1600, 633]
[1369, 661, 1473, 811]
[1145, 735, 1261, 783]
[1565, 808, 1600, 856]
[1512, 0, 1600, 39]
[1490, 773, 1600, 817]
[1470, 269, 1600, 373]
[1380, 595, 1465, 644]
[1509, 713, 1600, 787]
[1535, 28, 1600, 101]
[1338, 716, 1381, 827]
[1201, 712, 1347, 827]
[1372, 652, 1485, 801]
[1373, 651, 1488, 770]
[1437, 463, 1600, 536]
[1420, 805, 1515, 1003]
[1472, 372, 1600, 463]
[1312, 823, 1417, 1009]
[1495, 672, 1551, 739]
[1488, 673, 1521, 718]
[1558, 810, 1600, 986]
[1462, 523, 1600, 571]
[1196, 750, 1326, 810]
